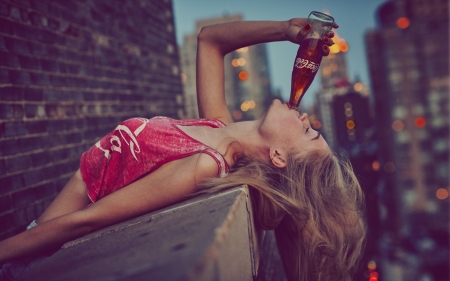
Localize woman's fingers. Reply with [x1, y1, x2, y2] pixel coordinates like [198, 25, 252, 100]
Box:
[323, 36, 334, 46]
[322, 44, 330, 56]
[295, 24, 312, 43]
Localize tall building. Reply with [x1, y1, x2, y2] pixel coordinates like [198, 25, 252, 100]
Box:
[313, 32, 353, 150]
[309, 32, 382, 280]
[365, 0, 449, 280]
[179, 14, 273, 120]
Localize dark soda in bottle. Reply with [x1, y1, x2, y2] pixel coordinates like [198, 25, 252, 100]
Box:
[288, 12, 334, 110]
[289, 38, 323, 109]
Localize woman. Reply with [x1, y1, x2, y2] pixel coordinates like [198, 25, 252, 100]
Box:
[0, 18, 366, 281]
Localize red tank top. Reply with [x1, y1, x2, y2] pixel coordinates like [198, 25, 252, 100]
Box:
[80, 117, 229, 202]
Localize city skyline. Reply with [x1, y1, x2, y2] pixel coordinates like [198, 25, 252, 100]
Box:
[172, 0, 386, 107]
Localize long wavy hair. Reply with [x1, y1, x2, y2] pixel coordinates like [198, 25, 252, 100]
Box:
[198, 150, 366, 281]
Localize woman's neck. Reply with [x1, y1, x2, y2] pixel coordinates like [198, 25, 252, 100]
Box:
[218, 120, 268, 164]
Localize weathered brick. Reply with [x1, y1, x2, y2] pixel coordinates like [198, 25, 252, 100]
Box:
[0, 87, 24, 101]
[18, 135, 49, 153]
[22, 169, 43, 186]
[30, 151, 49, 166]
[9, 70, 31, 85]
[30, 0, 49, 13]
[0, 214, 14, 232]
[20, 9, 29, 22]
[46, 119, 66, 132]
[0, 51, 19, 67]
[25, 120, 48, 134]
[0, 20, 13, 36]
[6, 154, 31, 173]
[3, 121, 28, 137]
[0, 195, 12, 214]
[0, 104, 23, 119]
[0, 2, 10, 17]
[0, 69, 10, 83]
[0, 174, 23, 194]
[47, 18, 60, 30]
[10, 6, 21, 20]
[35, 182, 56, 199]
[30, 72, 50, 85]
[0, 35, 5, 50]
[28, 41, 47, 55]
[18, 55, 41, 70]
[24, 104, 38, 118]
[24, 88, 43, 101]
[16, 0, 31, 7]
[0, 158, 5, 174]
[12, 208, 28, 227]
[4, 36, 29, 53]
[40, 58, 59, 72]
[0, 139, 21, 156]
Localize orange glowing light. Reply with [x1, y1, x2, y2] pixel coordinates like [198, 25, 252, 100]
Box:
[241, 102, 249, 112]
[313, 120, 322, 129]
[415, 116, 426, 128]
[436, 188, 449, 200]
[238, 58, 246, 66]
[372, 161, 380, 171]
[232, 59, 239, 67]
[354, 82, 363, 92]
[397, 17, 410, 29]
[238, 71, 248, 80]
[367, 260, 377, 270]
[248, 100, 256, 109]
[392, 120, 405, 131]
[339, 41, 348, 52]
[233, 110, 243, 120]
[346, 120, 355, 129]
[370, 271, 379, 278]
[369, 278, 378, 281]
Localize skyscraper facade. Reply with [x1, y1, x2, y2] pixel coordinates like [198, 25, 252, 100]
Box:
[365, 0, 449, 279]
[179, 14, 273, 120]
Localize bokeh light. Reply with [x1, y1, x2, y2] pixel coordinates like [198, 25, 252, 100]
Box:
[238, 71, 248, 80]
[354, 82, 363, 92]
[313, 120, 322, 129]
[233, 110, 243, 120]
[384, 162, 396, 173]
[415, 116, 426, 128]
[436, 188, 449, 200]
[237, 58, 246, 66]
[231, 59, 239, 67]
[392, 120, 404, 131]
[397, 17, 410, 29]
[346, 120, 355, 129]
[367, 260, 377, 270]
[372, 161, 380, 171]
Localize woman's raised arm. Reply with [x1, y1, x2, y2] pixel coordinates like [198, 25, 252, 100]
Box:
[196, 19, 337, 124]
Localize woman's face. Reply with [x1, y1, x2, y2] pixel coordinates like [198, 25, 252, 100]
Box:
[259, 99, 330, 156]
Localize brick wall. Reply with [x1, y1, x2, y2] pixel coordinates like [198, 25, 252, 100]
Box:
[0, 0, 183, 239]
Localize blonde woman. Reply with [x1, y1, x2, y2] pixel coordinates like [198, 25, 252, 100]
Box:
[0, 18, 365, 281]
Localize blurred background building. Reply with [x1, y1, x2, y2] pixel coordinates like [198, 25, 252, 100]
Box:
[179, 14, 275, 121]
[307, 31, 382, 281]
[365, 0, 449, 280]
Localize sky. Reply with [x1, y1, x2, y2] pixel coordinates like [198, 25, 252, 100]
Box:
[172, 0, 387, 107]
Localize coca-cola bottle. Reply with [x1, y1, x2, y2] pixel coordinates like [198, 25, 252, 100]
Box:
[289, 11, 335, 110]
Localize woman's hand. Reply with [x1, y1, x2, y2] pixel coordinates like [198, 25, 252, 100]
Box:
[285, 18, 339, 56]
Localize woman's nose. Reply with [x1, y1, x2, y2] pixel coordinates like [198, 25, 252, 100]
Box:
[299, 113, 308, 121]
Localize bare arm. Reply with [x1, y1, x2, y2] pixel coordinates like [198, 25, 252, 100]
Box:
[196, 18, 337, 124]
[0, 154, 218, 264]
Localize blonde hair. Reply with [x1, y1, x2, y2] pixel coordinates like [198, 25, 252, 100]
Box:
[199, 150, 366, 281]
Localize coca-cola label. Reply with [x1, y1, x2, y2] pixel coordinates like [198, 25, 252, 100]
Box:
[294, 58, 319, 72]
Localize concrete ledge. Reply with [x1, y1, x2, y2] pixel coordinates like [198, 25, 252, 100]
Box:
[19, 186, 261, 281]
